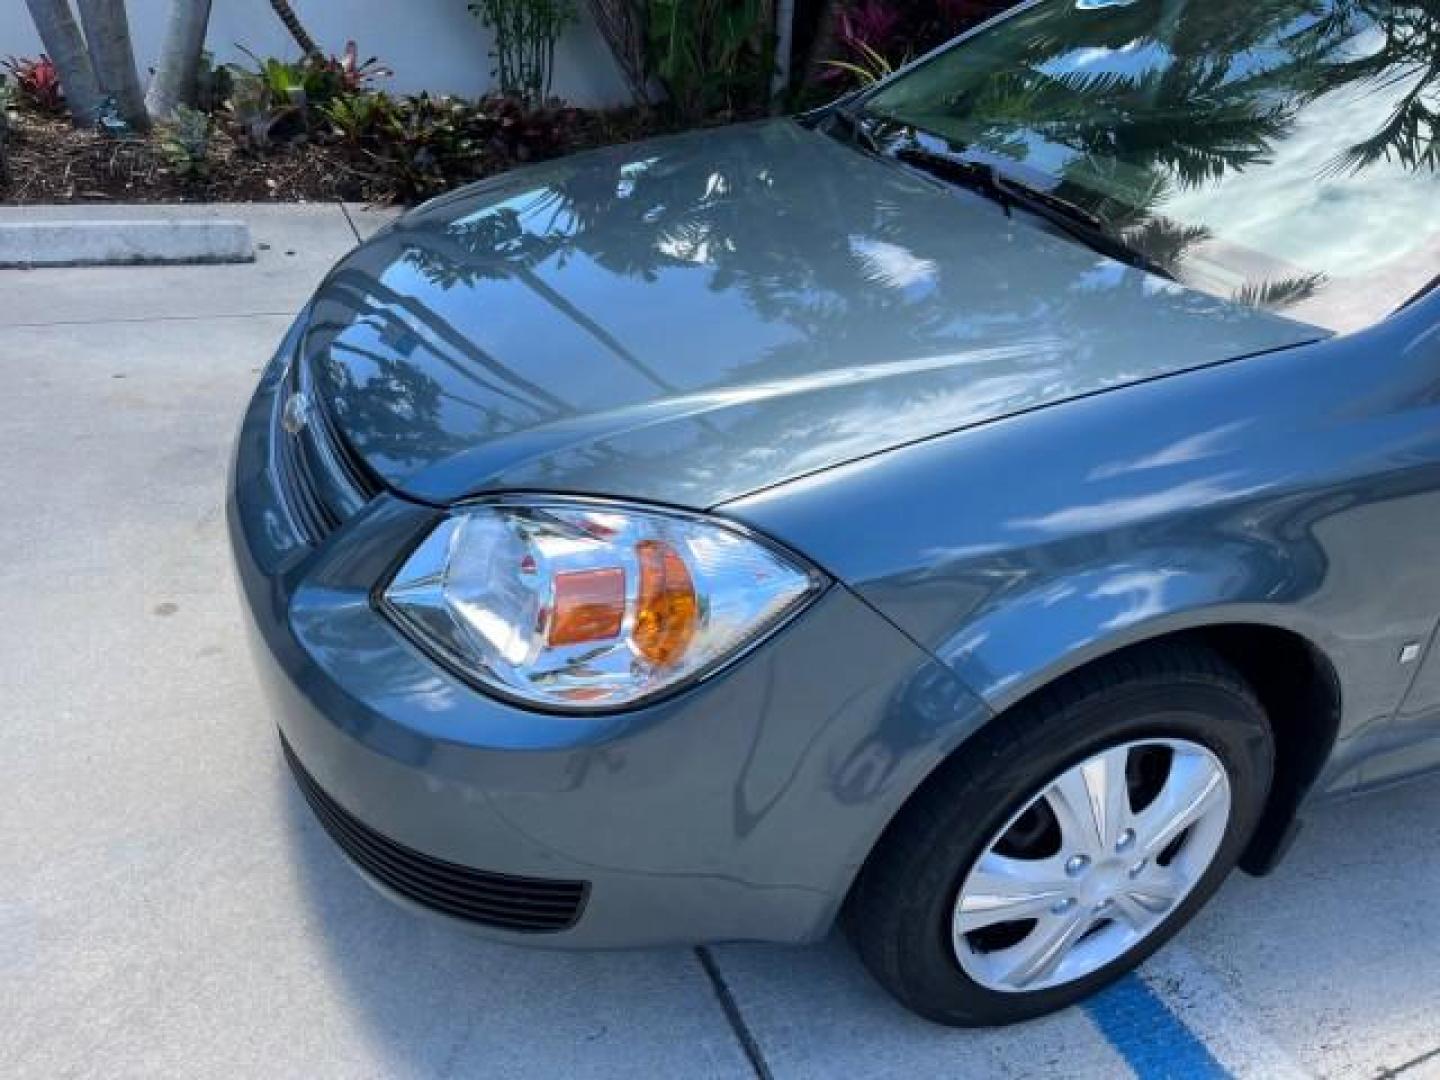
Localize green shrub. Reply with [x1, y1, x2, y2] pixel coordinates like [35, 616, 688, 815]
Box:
[223, 68, 304, 148]
[467, 0, 576, 104]
[645, 0, 772, 121]
[356, 93, 581, 200]
[320, 91, 398, 146]
[157, 105, 213, 180]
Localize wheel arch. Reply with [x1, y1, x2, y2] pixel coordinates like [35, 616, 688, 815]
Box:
[933, 572, 1348, 873]
[844, 617, 1343, 923]
[978, 617, 1342, 875]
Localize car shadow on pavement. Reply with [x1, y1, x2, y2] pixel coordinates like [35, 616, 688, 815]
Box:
[273, 763, 756, 1078]
[276, 752, 1440, 1079]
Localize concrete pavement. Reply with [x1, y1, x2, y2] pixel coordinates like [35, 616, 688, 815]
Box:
[4, 202, 1439, 1079]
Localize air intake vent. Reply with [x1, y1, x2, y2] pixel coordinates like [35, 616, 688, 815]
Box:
[282, 736, 589, 932]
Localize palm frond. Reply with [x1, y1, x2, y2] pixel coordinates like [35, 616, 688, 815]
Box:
[1232, 272, 1328, 310]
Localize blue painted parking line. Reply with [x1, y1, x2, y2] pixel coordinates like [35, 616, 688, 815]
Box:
[1084, 973, 1230, 1079]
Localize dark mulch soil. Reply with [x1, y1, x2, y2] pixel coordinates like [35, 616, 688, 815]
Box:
[2, 111, 362, 204]
[0, 106, 686, 206]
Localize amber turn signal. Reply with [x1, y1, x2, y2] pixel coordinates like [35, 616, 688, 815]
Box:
[547, 567, 626, 646]
[633, 540, 699, 665]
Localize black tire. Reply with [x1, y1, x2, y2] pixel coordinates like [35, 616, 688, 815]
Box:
[845, 642, 1274, 1027]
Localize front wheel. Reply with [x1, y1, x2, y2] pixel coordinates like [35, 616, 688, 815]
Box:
[847, 644, 1274, 1026]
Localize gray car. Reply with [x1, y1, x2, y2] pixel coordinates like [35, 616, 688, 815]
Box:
[230, 0, 1440, 1026]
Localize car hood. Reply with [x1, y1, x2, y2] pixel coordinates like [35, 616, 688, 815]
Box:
[305, 119, 1324, 509]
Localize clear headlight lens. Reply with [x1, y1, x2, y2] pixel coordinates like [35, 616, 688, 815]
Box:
[381, 498, 824, 710]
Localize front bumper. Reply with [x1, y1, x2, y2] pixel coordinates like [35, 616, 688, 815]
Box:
[229, 336, 990, 947]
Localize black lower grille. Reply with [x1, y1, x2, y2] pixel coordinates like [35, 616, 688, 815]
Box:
[282, 737, 589, 932]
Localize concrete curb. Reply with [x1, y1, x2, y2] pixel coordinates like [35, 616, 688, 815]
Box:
[0, 218, 255, 268]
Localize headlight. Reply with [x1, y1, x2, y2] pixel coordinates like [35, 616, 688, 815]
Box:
[381, 497, 824, 711]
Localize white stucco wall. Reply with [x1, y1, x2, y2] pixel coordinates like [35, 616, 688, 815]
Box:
[0, 0, 630, 106]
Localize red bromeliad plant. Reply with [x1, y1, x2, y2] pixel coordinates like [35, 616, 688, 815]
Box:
[3, 54, 64, 112]
[823, 0, 1014, 87]
[838, 0, 902, 57]
[334, 41, 394, 94]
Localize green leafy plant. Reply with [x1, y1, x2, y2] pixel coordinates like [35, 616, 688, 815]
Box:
[193, 51, 234, 113]
[645, 0, 771, 121]
[157, 104, 213, 179]
[223, 68, 304, 148]
[372, 93, 481, 198]
[467, 0, 576, 104]
[822, 38, 896, 87]
[235, 49, 325, 107]
[222, 43, 394, 150]
[355, 92, 582, 201]
[320, 91, 397, 146]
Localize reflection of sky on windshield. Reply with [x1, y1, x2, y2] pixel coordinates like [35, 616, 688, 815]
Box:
[1032, 19, 1438, 288]
[872, 1, 1438, 332]
[1038, 39, 1169, 81]
[1165, 58, 1439, 279]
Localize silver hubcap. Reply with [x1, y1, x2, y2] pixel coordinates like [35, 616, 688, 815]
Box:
[951, 738, 1232, 994]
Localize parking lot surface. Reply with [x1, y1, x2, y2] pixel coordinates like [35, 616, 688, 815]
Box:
[4, 203, 1439, 1079]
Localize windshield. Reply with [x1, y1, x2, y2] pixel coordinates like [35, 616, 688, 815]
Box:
[863, 0, 1440, 333]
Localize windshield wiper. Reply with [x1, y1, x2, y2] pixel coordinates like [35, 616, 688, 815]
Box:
[817, 98, 883, 154]
[894, 146, 1177, 282]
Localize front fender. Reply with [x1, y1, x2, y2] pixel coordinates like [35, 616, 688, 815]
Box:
[723, 312, 1440, 792]
[939, 552, 1336, 712]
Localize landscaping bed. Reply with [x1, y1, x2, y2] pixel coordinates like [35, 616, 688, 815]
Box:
[1, 98, 683, 206]
[0, 0, 1012, 208]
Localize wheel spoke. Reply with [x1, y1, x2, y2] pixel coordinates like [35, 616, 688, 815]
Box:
[955, 852, 1071, 933]
[1045, 745, 1132, 857]
[1126, 865, 1186, 911]
[1046, 770, 1102, 858]
[1083, 745, 1134, 852]
[1136, 750, 1228, 859]
[1112, 866, 1186, 928]
[998, 909, 1093, 989]
[1110, 891, 1157, 930]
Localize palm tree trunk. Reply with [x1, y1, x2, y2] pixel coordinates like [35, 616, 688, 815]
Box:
[145, 0, 214, 119]
[771, 0, 797, 109]
[1, 94, 10, 188]
[802, 0, 842, 95]
[21, 0, 105, 126]
[267, 0, 322, 59]
[75, 0, 149, 129]
[584, 0, 650, 105]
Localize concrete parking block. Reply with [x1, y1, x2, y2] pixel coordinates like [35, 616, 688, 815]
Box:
[0, 204, 359, 326]
[0, 218, 254, 267]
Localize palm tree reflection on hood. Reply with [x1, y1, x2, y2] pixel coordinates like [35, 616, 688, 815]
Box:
[385, 0, 1435, 404]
